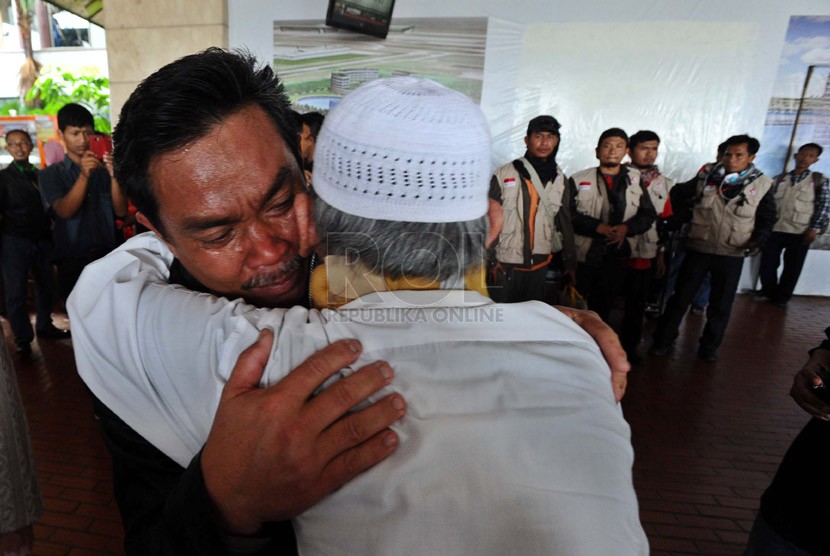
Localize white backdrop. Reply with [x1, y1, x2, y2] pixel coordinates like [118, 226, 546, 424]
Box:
[229, 0, 830, 296]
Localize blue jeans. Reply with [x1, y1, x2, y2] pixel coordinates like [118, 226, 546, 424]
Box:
[0, 235, 57, 344]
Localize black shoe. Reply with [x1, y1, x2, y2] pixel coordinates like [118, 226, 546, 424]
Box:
[649, 342, 671, 356]
[697, 347, 718, 362]
[15, 341, 32, 355]
[36, 325, 71, 339]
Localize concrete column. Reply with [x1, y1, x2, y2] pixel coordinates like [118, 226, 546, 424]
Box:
[104, 0, 227, 124]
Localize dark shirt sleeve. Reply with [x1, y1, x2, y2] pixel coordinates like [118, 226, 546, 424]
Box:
[556, 176, 577, 270]
[38, 165, 64, 215]
[91, 395, 297, 556]
[569, 177, 604, 237]
[750, 187, 777, 248]
[622, 180, 657, 236]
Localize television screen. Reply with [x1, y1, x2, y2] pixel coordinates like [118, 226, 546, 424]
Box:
[326, 0, 395, 39]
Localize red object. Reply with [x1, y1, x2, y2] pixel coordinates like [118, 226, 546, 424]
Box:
[89, 134, 113, 159]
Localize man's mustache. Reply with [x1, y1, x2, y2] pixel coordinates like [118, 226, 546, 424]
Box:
[241, 255, 303, 290]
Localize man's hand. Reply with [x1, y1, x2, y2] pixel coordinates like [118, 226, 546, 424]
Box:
[790, 348, 830, 420]
[202, 330, 406, 534]
[596, 223, 613, 238]
[606, 224, 628, 247]
[554, 306, 631, 402]
[79, 150, 102, 177]
[103, 152, 116, 178]
[804, 229, 818, 245]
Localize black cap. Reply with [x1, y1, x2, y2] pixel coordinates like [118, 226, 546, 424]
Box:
[527, 115, 561, 136]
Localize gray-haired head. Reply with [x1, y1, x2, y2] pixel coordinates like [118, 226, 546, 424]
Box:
[313, 77, 492, 282]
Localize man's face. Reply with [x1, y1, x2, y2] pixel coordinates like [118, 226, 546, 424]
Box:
[596, 137, 627, 167]
[628, 140, 659, 168]
[794, 147, 820, 170]
[59, 124, 94, 161]
[524, 131, 559, 159]
[5, 131, 33, 163]
[300, 123, 315, 164]
[722, 143, 754, 174]
[143, 105, 311, 308]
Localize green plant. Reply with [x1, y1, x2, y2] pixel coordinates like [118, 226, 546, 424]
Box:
[25, 67, 111, 133]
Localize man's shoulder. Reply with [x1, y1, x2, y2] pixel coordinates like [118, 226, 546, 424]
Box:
[570, 167, 597, 182]
[493, 159, 522, 176]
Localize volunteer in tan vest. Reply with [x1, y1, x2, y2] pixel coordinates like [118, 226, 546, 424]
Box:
[569, 128, 656, 353]
[758, 143, 829, 307]
[488, 115, 576, 303]
[651, 135, 776, 362]
[619, 130, 676, 363]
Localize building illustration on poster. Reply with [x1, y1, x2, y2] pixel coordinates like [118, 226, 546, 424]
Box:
[757, 15, 830, 250]
[273, 18, 487, 114]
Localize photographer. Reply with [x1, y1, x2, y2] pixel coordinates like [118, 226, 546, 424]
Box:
[744, 325, 830, 555]
[38, 103, 127, 301]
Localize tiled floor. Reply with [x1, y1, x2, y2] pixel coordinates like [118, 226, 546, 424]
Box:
[4, 293, 828, 555]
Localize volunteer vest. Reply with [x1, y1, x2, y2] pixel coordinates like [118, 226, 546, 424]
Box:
[630, 173, 674, 259]
[685, 173, 773, 256]
[493, 158, 567, 265]
[571, 167, 643, 263]
[772, 171, 817, 235]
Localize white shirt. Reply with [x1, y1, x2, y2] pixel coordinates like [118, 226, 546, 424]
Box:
[68, 233, 648, 556]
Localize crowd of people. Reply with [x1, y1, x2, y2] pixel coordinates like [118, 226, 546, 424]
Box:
[488, 116, 828, 364]
[0, 46, 829, 555]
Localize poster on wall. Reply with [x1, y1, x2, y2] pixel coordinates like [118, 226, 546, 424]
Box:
[273, 17, 486, 114]
[756, 15, 830, 251]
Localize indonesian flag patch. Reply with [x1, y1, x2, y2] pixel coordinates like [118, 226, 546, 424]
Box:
[504, 177, 517, 187]
[578, 181, 591, 190]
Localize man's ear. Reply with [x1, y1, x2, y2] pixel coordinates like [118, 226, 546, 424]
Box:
[136, 212, 179, 258]
[293, 192, 319, 257]
[486, 199, 503, 249]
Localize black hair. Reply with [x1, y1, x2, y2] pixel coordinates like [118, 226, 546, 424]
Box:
[57, 103, 94, 131]
[724, 134, 760, 155]
[717, 141, 728, 155]
[799, 142, 823, 157]
[628, 130, 660, 149]
[4, 129, 32, 144]
[597, 128, 628, 149]
[113, 48, 300, 235]
[300, 112, 325, 139]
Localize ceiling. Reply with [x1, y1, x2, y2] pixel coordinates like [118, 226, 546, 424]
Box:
[45, 0, 103, 27]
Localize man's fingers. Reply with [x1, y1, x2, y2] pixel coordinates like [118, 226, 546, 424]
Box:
[791, 367, 830, 420]
[223, 328, 275, 396]
[276, 339, 363, 400]
[319, 429, 400, 495]
[320, 391, 406, 456]
[304, 360, 398, 430]
[612, 371, 628, 402]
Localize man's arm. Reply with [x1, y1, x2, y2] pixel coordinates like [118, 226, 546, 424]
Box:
[806, 174, 829, 244]
[749, 188, 777, 249]
[556, 178, 577, 272]
[104, 153, 128, 217]
[47, 152, 100, 218]
[621, 181, 657, 237]
[91, 335, 403, 555]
